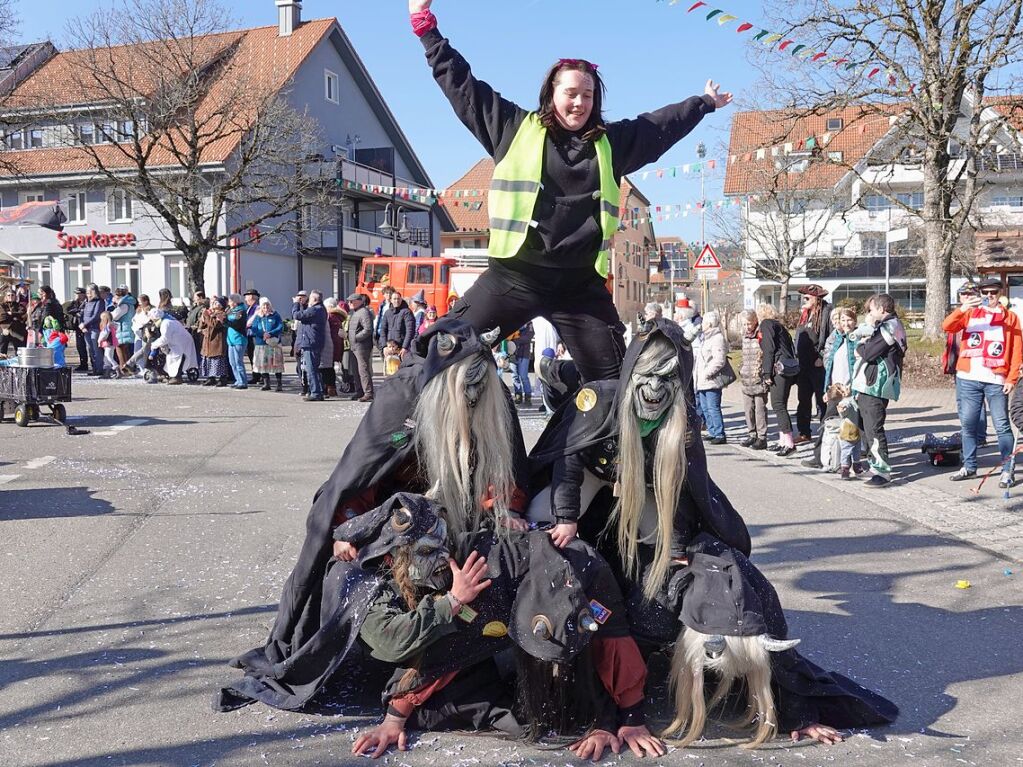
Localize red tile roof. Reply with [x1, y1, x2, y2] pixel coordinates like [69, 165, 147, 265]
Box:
[3, 19, 335, 176]
[440, 158, 494, 232]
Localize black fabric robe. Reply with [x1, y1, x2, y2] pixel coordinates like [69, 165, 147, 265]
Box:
[215, 320, 528, 712]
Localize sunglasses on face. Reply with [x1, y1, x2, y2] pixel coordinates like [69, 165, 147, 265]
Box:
[981, 289, 1000, 296]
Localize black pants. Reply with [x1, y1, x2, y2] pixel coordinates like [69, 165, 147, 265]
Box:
[769, 374, 795, 435]
[408, 660, 523, 737]
[246, 336, 260, 381]
[796, 365, 826, 437]
[857, 392, 892, 477]
[448, 260, 625, 383]
[0, 336, 22, 356]
[75, 330, 89, 368]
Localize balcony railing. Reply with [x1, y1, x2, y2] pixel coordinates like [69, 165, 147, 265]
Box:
[339, 158, 434, 207]
[302, 226, 433, 258]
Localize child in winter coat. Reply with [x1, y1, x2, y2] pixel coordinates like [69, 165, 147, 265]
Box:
[827, 383, 864, 480]
[738, 310, 769, 449]
[383, 340, 402, 376]
[98, 311, 117, 377]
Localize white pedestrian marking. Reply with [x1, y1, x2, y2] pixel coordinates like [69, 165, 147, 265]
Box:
[23, 456, 56, 470]
[0, 475, 21, 485]
[94, 418, 147, 437]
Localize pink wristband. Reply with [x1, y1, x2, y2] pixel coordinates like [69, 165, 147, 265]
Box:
[411, 9, 437, 37]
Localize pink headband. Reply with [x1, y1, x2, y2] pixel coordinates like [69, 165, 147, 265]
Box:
[557, 58, 598, 71]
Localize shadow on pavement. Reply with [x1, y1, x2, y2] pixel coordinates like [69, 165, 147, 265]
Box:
[0, 487, 115, 520]
[787, 569, 1023, 736]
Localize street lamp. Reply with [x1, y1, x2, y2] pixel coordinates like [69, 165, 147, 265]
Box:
[379, 203, 410, 250]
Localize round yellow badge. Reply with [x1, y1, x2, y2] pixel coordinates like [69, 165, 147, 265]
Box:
[482, 621, 508, 638]
[576, 388, 598, 412]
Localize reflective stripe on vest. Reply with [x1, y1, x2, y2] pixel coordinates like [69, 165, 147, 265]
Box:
[488, 113, 620, 278]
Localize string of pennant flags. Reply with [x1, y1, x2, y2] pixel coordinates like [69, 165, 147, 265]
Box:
[668, 0, 918, 93]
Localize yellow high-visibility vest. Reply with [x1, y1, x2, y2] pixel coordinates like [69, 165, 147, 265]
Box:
[488, 114, 620, 278]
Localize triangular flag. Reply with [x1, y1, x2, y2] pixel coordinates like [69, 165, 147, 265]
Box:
[737, 22, 753, 33]
[686, 1, 707, 11]
[717, 13, 737, 24]
[706, 9, 723, 21]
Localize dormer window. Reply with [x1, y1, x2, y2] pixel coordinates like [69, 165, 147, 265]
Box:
[826, 117, 844, 131]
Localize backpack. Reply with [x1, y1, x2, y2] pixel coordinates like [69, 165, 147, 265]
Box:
[820, 417, 843, 472]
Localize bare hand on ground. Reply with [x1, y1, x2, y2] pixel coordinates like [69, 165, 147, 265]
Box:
[618, 724, 666, 757]
[791, 724, 844, 745]
[352, 716, 407, 758]
[569, 729, 620, 762]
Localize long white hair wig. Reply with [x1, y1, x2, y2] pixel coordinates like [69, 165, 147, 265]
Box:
[613, 336, 689, 601]
[413, 354, 516, 538]
[663, 628, 778, 749]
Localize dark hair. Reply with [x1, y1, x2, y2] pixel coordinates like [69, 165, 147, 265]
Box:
[194, 291, 206, 300]
[868, 293, 896, 315]
[39, 285, 55, 301]
[537, 60, 607, 141]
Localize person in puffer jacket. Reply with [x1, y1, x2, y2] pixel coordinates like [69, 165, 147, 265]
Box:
[738, 310, 769, 450]
[851, 294, 908, 488]
[694, 311, 730, 444]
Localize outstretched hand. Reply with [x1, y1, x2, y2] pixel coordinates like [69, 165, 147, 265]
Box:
[449, 550, 492, 605]
[791, 723, 844, 745]
[705, 79, 733, 109]
[409, 0, 432, 12]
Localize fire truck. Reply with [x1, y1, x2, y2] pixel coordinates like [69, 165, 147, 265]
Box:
[355, 254, 488, 314]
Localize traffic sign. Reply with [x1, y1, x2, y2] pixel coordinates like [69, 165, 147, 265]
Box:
[699, 269, 719, 281]
[693, 244, 722, 270]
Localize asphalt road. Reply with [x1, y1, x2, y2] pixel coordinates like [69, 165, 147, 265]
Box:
[1, 373, 1021, 767]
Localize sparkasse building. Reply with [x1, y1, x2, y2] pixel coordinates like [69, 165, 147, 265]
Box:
[0, 1, 452, 312]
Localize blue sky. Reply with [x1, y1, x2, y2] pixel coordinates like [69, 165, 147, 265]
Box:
[14, 0, 764, 242]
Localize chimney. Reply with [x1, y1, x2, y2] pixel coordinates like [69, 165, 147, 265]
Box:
[276, 0, 301, 37]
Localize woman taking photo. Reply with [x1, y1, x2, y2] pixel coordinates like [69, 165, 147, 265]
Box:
[409, 0, 731, 382]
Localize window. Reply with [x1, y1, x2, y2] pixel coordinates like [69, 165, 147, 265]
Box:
[407, 264, 434, 284]
[66, 260, 92, 291]
[789, 241, 805, 260]
[831, 241, 846, 259]
[26, 259, 50, 287]
[473, 238, 482, 249]
[826, 117, 844, 131]
[77, 123, 95, 145]
[66, 191, 87, 224]
[863, 194, 890, 212]
[992, 193, 1023, 208]
[324, 69, 340, 104]
[117, 120, 135, 141]
[895, 192, 924, 210]
[827, 151, 843, 163]
[114, 258, 140, 296]
[948, 139, 962, 158]
[780, 197, 808, 215]
[452, 239, 462, 248]
[363, 263, 389, 284]
[28, 129, 43, 148]
[107, 189, 133, 222]
[860, 233, 885, 257]
[439, 264, 450, 285]
[20, 191, 45, 204]
[167, 257, 188, 300]
[5, 130, 23, 150]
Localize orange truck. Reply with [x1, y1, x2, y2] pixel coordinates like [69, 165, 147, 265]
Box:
[356, 255, 486, 315]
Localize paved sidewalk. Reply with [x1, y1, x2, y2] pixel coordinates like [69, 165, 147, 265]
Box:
[719, 384, 1023, 563]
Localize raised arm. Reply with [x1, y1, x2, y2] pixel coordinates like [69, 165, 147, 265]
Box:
[411, 0, 528, 159]
[607, 80, 732, 179]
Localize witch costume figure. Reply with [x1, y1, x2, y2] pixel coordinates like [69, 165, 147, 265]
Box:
[216, 319, 529, 712]
[336, 493, 661, 762]
[527, 318, 897, 746]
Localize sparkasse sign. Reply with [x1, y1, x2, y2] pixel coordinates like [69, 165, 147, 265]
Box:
[57, 231, 137, 253]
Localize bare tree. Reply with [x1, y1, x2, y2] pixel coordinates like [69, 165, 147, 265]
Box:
[752, 0, 1023, 338]
[715, 155, 843, 314]
[17, 0, 330, 294]
[0, 0, 29, 177]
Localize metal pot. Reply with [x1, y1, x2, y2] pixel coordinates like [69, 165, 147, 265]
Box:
[17, 346, 54, 368]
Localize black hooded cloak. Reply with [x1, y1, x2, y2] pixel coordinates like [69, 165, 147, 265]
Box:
[528, 318, 751, 559]
[215, 320, 528, 712]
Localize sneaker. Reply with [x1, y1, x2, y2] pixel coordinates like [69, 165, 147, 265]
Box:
[949, 468, 977, 482]
[739, 437, 755, 448]
[708, 436, 727, 445]
[864, 475, 891, 488]
[853, 462, 869, 476]
[751, 439, 768, 450]
[801, 458, 824, 469]
[840, 466, 850, 480]
[999, 472, 1014, 489]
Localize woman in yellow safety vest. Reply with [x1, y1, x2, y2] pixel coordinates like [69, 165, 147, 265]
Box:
[409, 0, 732, 383]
